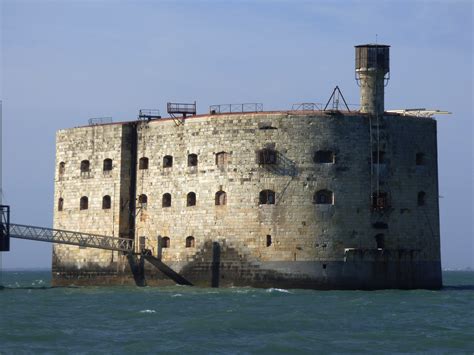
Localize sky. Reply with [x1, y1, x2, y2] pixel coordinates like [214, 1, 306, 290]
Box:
[0, 0, 472, 270]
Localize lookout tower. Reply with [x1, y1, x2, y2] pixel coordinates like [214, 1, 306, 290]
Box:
[355, 44, 390, 115]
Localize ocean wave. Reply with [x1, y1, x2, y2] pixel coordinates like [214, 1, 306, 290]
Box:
[266, 288, 291, 294]
[139, 309, 156, 313]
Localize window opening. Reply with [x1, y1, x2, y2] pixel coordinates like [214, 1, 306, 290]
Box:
[103, 158, 113, 172]
[216, 152, 229, 166]
[59, 162, 65, 176]
[163, 155, 173, 168]
[259, 190, 275, 205]
[139, 157, 149, 170]
[187, 192, 196, 207]
[417, 191, 426, 206]
[162, 237, 170, 248]
[266, 235, 272, 247]
[215, 191, 227, 206]
[375, 234, 385, 249]
[80, 160, 90, 175]
[58, 198, 64, 211]
[162, 193, 171, 208]
[186, 236, 195, 248]
[188, 154, 198, 167]
[372, 192, 389, 211]
[416, 153, 425, 166]
[80, 196, 88, 210]
[257, 148, 277, 165]
[372, 151, 386, 164]
[138, 194, 148, 209]
[102, 195, 111, 209]
[314, 150, 335, 163]
[314, 190, 333, 205]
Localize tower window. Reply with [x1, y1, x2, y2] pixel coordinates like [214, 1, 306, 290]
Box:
[417, 191, 426, 206]
[58, 198, 64, 211]
[259, 190, 275, 205]
[215, 190, 227, 206]
[162, 193, 171, 208]
[266, 235, 272, 247]
[138, 194, 148, 209]
[161, 237, 170, 248]
[314, 150, 335, 164]
[102, 195, 111, 209]
[375, 234, 385, 249]
[257, 148, 277, 165]
[80, 160, 90, 174]
[163, 155, 173, 168]
[80, 196, 88, 210]
[59, 162, 65, 176]
[416, 153, 425, 166]
[314, 190, 333, 205]
[187, 192, 196, 207]
[188, 154, 198, 167]
[216, 151, 229, 166]
[103, 159, 112, 172]
[372, 192, 389, 211]
[186, 236, 195, 248]
[372, 151, 386, 164]
[139, 157, 149, 170]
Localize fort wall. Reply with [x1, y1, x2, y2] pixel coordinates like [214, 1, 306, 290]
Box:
[52, 112, 441, 289]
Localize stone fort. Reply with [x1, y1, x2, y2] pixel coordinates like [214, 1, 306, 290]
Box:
[52, 45, 442, 289]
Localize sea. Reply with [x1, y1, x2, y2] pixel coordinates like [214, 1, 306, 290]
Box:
[0, 270, 472, 354]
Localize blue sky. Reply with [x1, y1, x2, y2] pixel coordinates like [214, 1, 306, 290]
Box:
[1, 0, 472, 269]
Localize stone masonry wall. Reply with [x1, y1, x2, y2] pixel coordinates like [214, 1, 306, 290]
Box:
[52, 112, 441, 288]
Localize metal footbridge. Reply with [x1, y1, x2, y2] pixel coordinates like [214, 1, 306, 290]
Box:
[9, 224, 135, 253]
[0, 205, 192, 286]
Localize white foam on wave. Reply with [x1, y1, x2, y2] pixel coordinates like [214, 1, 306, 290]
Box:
[171, 294, 182, 297]
[139, 309, 156, 313]
[266, 288, 292, 294]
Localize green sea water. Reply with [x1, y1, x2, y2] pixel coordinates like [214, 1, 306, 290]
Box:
[0, 271, 473, 354]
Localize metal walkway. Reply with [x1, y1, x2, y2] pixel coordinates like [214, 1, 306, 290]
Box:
[9, 224, 134, 253]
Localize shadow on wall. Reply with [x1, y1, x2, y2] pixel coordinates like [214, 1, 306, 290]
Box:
[261, 150, 298, 177]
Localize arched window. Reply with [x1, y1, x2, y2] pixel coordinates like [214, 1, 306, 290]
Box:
[186, 236, 195, 248]
[372, 151, 386, 164]
[139, 157, 149, 170]
[80, 196, 88, 210]
[257, 148, 277, 165]
[215, 190, 227, 206]
[58, 162, 65, 176]
[80, 160, 90, 174]
[375, 234, 385, 249]
[187, 192, 196, 207]
[138, 194, 148, 209]
[266, 235, 272, 247]
[102, 195, 111, 209]
[188, 154, 198, 167]
[259, 190, 275, 205]
[416, 153, 425, 166]
[417, 191, 426, 206]
[163, 155, 173, 168]
[216, 151, 229, 166]
[162, 193, 171, 208]
[58, 198, 64, 211]
[314, 150, 335, 164]
[161, 237, 170, 248]
[314, 190, 333, 205]
[103, 159, 112, 172]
